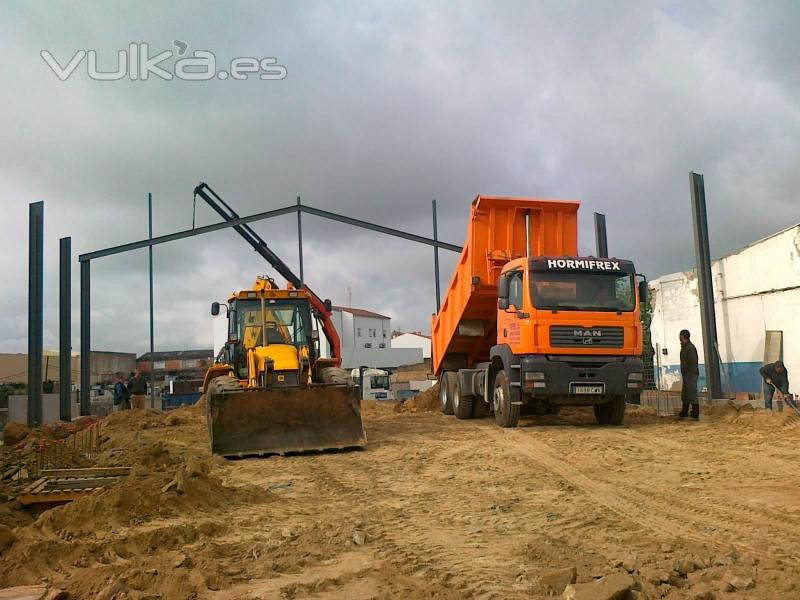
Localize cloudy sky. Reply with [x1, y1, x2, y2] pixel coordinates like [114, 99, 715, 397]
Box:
[1, 1, 798, 356]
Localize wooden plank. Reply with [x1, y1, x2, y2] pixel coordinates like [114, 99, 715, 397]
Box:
[18, 489, 91, 507]
[43, 477, 121, 491]
[40, 467, 131, 478]
[21, 478, 47, 495]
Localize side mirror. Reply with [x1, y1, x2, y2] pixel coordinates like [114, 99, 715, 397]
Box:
[211, 302, 220, 316]
[638, 280, 648, 307]
[324, 298, 333, 313]
[498, 274, 510, 310]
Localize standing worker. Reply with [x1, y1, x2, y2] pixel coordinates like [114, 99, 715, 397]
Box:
[113, 372, 131, 410]
[760, 360, 789, 410]
[679, 329, 700, 420]
[128, 369, 148, 410]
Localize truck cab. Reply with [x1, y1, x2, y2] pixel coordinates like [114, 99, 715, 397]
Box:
[489, 256, 645, 424]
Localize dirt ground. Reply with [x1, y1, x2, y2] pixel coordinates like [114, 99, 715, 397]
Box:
[2, 398, 800, 599]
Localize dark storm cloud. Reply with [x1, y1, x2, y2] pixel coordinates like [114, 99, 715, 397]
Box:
[1, 1, 798, 354]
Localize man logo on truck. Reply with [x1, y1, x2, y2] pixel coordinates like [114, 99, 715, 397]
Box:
[573, 329, 602, 337]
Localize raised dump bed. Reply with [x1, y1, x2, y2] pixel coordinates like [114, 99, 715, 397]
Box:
[431, 195, 579, 373]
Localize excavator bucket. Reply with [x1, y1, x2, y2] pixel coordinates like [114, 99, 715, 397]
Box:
[207, 384, 366, 457]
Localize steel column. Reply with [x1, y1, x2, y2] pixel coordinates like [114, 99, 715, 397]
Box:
[28, 202, 44, 427]
[80, 260, 91, 415]
[297, 196, 304, 285]
[594, 212, 608, 258]
[689, 172, 722, 400]
[59, 236, 71, 421]
[432, 199, 441, 313]
[148, 193, 155, 409]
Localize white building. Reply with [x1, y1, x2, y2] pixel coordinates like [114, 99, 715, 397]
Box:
[392, 332, 432, 360]
[326, 306, 423, 370]
[649, 223, 800, 394]
[212, 304, 423, 371]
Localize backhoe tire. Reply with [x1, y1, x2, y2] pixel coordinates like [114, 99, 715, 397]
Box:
[440, 372, 455, 415]
[452, 376, 474, 420]
[594, 395, 626, 425]
[320, 367, 351, 385]
[493, 371, 520, 428]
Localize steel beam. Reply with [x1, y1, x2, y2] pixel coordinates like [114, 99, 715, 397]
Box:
[298, 204, 462, 252]
[689, 172, 722, 399]
[297, 196, 304, 285]
[432, 199, 441, 313]
[28, 202, 44, 427]
[148, 193, 155, 409]
[80, 260, 91, 415]
[79, 203, 461, 262]
[59, 237, 71, 421]
[594, 212, 608, 258]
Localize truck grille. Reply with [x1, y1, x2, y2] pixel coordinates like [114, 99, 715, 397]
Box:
[550, 326, 624, 348]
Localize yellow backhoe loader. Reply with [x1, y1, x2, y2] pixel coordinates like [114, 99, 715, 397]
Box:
[203, 277, 366, 456]
[194, 183, 365, 457]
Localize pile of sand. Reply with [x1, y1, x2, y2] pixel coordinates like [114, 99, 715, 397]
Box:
[394, 383, 440, 413]
[1, 417, 98, 448]
[702, 400, 800, 426]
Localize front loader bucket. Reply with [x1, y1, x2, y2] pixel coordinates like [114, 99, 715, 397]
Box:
[207, 385, 366, 457]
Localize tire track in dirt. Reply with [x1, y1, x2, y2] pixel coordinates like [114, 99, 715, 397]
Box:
[486, 428, 782, 557]
[590, 428, 800, 534]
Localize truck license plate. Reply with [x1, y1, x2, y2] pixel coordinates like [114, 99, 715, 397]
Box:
[571, 384, 604, 395]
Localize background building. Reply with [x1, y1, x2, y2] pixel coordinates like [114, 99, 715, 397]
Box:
[0, 350, 135, 388]
[649, 223, 800, 394]
[327, 306, 422, 369]
[392, 332, 432, 360]
[137, 349, 214, 382]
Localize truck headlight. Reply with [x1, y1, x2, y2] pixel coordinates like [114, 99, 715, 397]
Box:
[628, 372, 643, 381]
[525, 371, 546, 381]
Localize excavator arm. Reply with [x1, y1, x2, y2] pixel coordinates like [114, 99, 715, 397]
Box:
[193, 182, 342, 366]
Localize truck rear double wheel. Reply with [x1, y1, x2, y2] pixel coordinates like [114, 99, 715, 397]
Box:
[439, 372, 455, 415]
[593, 394, 626, 425]
[493, 371, 520, 428]
[451, 376, 474, 420]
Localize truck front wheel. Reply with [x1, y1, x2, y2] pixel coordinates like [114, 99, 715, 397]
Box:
[594, 395, 626, 425]
[493, 371, 520, 428]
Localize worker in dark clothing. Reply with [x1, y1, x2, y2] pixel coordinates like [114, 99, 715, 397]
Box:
[760, 360, 789, 410]
[127, 370, 148, 410]
[679, 329, 700, 420]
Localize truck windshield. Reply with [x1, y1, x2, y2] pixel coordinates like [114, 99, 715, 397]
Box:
[370, 375, 390, 390]
[233, 300, 308, 347]
[530, 271, 635, 312]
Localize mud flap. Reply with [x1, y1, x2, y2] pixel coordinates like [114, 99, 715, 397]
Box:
[208, 385, 367, 457]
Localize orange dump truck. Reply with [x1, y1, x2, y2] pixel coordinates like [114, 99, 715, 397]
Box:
[431, 196, 646, 426]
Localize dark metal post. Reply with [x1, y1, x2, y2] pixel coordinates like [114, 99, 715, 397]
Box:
[297, 196, 304, 285]
[28, 202, 44, 427]
[594, 212, 608, 258]
[148, 193, 155, 409]
[689, 172, 722, 400]
[59, 236, 71, 421]
[432, 199, 441, 313]
[80, 260, 91, 415]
